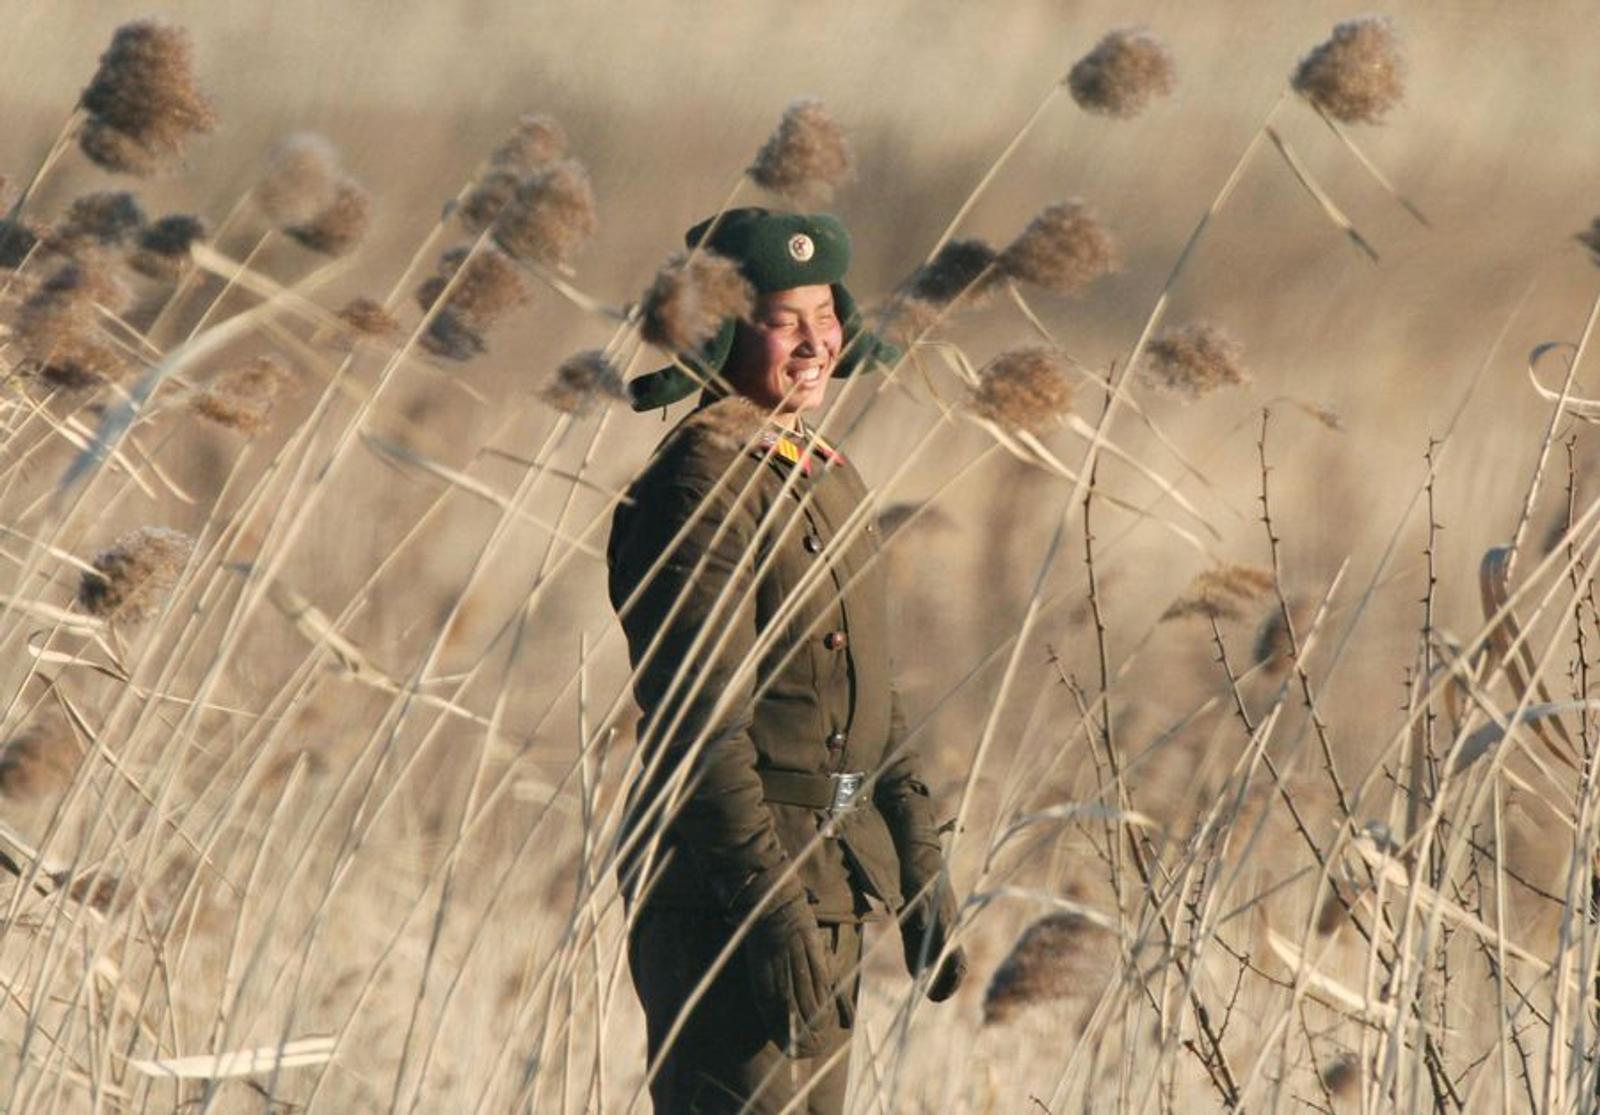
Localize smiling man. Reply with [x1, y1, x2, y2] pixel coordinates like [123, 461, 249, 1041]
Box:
[608, 209, 966, 1114]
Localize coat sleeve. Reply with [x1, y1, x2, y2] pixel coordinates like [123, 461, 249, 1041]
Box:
[609, 471, 802, 917]
[873, 686, 951, 908]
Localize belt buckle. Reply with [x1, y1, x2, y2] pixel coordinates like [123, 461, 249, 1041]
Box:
[829, 772, 865, 814]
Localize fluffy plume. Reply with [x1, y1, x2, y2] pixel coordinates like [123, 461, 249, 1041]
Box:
[189, 355, 292, 435]
[78, 525, 194, 623]
[983, 912, 1109, 1025]
[0, 219, 42, 269]
[417, 245, 530, 360]
[50, 191, 147, 252]
[77, 19, 217, 175]
[491, 113, 568, 172]
[747, 99, 854, 206]
[639, 250, 755, 353]
[540, 350, 625, 415]
[680, 395, 768, 455]
[1577, 218, 1600, 264]
[129, 214, 207, 280]
[1066, 28, 1177, 117]
[283, 177, 370, 256]
[458, 169, 520, 235]
[0, 720, 78, 802]
[879, 296, 944, 346]
[14, 256, 133, 390]
[1253, 599, 1307, 677]
[902, 239, 1000, 305]
[1320, 1055, 1359, 1098]
[337, 296, 399, 339]
[1162, 564, 1275, 622]
[1292, 17, 1405, 125]
[999, 201, 1116, 294]
[971, 347, 1074, 435]
[492, 159, 598, 268]
[256, 134, 340, 226]
[1141, 323, 1248, 398]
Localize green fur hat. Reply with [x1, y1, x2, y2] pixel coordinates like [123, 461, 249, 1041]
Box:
[627, 207, 900, 412]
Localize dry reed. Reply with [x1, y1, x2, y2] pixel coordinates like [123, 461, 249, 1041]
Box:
[1292, 17, 1405, 125]
[971, 346, 1074, 434]
[1066, 27, 1177, 118]
[492, 159, 598, 269]
[747, 98, 853, 206]
[540, 350, 625, 415]
[77, 19, 217, 174]
[639, 250, 755, 353]
[77, 525, 194, 623]
[1141, 323, 1248, 398]
[189, 355, 292, 435]
[998, 201, 1115, 294]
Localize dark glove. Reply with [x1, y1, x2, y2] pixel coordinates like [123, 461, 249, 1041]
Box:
[742, 895, 842, 1058]
[900, 875, 966, 1002]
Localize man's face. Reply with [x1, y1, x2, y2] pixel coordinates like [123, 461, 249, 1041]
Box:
[723, 284, 843, 421]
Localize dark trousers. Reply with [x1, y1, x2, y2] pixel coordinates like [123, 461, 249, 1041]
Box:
[628, 906, 861, 1115]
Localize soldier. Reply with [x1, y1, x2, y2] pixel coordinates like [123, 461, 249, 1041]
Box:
[608, 208, 965, 1115]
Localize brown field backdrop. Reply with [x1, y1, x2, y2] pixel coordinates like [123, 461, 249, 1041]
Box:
[4, 1, 1600, 1111]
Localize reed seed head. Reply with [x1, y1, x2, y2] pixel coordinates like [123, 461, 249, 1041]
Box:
[1066, 28, 1177, 118]
[78, 525, 194, 623]
[15, 256, 133, 391]
[51, 191, 147, 252]
[903, 239, 1000, 305]
[879, 296, 944, 346]
[1292, 17, 1405, 125]
[77, 19, 217, 175]
[971, 346, 1074, 435]
[129, 214, 207, 281]
[257, 134, 340, 226]
[417, 245, 530, 360]
[417, 245, 530, 330]
[1141, 323, 1248, 398]
[1576, 218, 1600, 264]
[190, 355, 291, 435]
[458, 168, 520, 235]
[0, 720, 77, 802]
[682, 394, 768, 455]
[1161, 564, 1275, 622]
[0, 219, 42, 269]
[1320, 1055, 1359, 1098]
[283, 177, 370, 257]
[999, 201, 1116, 294]
[540, 350, 625, 415]
[492, 159, 598, 268]
[1252, 600, 1305, 677]
[491, 113, 568, 172]
[983, 912, 1107, 1025]
[78, 120, 161, 176]
[747, 98, 853, 206]
[639, 250, 755, 353]
[337, 296, 399, 339]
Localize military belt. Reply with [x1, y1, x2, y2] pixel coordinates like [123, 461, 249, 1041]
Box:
[758, 769, 867, 814]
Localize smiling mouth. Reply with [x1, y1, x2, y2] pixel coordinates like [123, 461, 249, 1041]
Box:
[787, 362, 828, 387]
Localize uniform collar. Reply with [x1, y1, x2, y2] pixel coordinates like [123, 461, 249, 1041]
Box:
[752, 420, 846, 477]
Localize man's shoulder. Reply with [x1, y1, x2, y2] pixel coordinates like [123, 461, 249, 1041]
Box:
[636, 396, 773, 494]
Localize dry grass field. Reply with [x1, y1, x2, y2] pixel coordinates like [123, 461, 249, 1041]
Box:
[4, 2, 1600, 1111]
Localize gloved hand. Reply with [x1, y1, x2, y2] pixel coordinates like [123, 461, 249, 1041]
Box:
[900, 876, 966, 1002]
[742, 895, 842, 1058]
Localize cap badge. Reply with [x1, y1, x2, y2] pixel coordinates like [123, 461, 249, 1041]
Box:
[787, 233, 815, 262]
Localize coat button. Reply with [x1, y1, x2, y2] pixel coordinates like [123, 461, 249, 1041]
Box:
[804, 534, 823, 554]
[826, 731, 847, 750]
[823, 631, 848, 651]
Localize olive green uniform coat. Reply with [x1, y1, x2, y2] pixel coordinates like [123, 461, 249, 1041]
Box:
[608, 398, 946, 924]
[608, 398, 949, 1112]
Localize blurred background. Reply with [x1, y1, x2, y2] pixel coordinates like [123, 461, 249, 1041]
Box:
[4, 2, 1599, 1108]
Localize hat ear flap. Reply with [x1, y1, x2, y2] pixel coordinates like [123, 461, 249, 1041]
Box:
[626, 316, 741, 412]
[830, 282, 901, 379]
